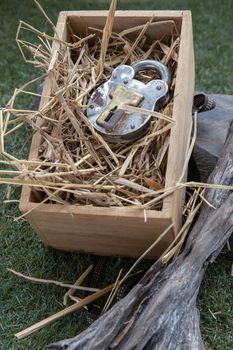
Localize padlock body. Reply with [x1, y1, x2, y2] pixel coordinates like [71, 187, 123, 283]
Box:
[86, 64, 168, 143]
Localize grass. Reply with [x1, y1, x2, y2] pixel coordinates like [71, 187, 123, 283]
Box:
[0, 0, 233, 349]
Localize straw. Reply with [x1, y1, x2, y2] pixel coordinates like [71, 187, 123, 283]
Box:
[1, 0, 181, 211]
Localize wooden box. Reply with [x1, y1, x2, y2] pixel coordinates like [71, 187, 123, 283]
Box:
[20, 10, 195, 259]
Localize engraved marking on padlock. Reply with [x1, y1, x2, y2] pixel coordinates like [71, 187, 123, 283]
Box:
[96, 85, 143, 130]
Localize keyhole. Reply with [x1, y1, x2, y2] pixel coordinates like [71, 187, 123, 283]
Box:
[104, 105, 117, 122]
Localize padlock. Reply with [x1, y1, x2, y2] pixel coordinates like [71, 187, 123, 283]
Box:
[86, 60, 171, 143]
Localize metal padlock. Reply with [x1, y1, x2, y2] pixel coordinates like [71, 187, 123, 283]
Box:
[86, 60, 171, 143]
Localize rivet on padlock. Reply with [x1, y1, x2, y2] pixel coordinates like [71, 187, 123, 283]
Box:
[86, 60, 171, 143]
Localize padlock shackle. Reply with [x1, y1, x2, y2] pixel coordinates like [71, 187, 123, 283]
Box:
[131, 60, 171, 87]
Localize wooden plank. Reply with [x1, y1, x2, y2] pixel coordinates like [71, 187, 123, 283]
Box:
[20, 11, 68, 212]
[163, 11, 195, 233]
[26, 209, 173, 259]
[67, 11, 182, 40]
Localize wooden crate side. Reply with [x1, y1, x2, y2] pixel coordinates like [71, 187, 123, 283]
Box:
[26, 207, 173, 259]
[163, 11, 195, 232]
[19, 12, 68, 213]
[67, 10, 183, 40]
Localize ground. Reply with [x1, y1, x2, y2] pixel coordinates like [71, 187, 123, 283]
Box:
[0, 0, 233, 349]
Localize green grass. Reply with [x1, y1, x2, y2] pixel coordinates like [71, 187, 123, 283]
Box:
[0, 0, 233, 349]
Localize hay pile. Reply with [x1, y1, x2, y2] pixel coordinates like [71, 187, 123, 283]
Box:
[1, 0, 180, 212]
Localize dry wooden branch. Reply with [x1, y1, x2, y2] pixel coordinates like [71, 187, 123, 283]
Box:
[46, 123, 233, 350]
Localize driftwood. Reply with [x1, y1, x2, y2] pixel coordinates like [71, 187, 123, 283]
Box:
[47, 122, 233, 350]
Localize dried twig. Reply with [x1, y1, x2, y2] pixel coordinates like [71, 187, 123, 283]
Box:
[8, 268, 99, 293]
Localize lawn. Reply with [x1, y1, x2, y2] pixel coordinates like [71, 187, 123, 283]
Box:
[0, 0, 233, 349]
